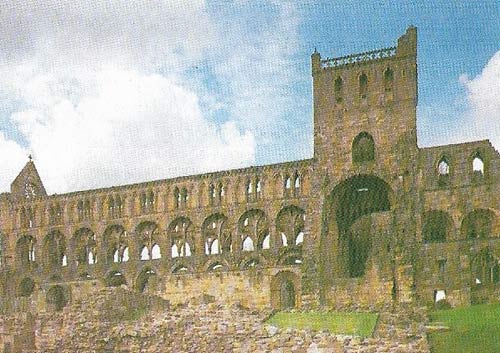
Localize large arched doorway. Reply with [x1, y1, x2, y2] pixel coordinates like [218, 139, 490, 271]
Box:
[320, 175, 392, 281]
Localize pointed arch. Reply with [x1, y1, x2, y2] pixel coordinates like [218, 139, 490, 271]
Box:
[238, 209, 269, 251]
[352, 132, 375, 163]
[359, 72, 368, 98]
[168, 216, 193, 257]
[384, 67, 394, 92]
[334, 76, 343, 103]
[43, 230, 66, 268]
[103, 224, 128, 263]
[276, 205, 306, 247]
[136, 221, 160, 261]
[72, 227, 96, 266]
[202, 213, 230, 255]
[16, 234, 36, 267]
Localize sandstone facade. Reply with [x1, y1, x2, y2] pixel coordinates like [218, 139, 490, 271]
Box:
[0, 26, 499, 329]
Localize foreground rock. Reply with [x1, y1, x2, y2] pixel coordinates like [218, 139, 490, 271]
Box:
[1, 287, 430, 353]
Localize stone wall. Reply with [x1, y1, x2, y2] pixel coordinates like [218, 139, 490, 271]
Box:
[1, 286, 430, 353]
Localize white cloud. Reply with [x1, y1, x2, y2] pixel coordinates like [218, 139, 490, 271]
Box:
[418, 51, 500, 151]
[0, 1, 307, 193]
[460, 51, 500, 149]
[5, 68, 254, 192]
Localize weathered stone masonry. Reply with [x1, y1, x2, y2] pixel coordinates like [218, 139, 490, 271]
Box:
[0, 26, 499, 319]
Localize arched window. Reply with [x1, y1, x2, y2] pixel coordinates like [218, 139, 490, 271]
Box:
[174, 187, 180, 209]
[472, 248, 499, 286]
[181, 188, 188, 207]
[276, 205, 305, 246]
[473, 156, 484, 174]
[334, 77, 343, 103]
[140, 246, 150, 261]
[472, 153, 485, 182]
[384, 68, 394, 92]
[202, 213, 229, 255]
[437, 157, 450, 186]
[359, 73, 368, 99]
[294, 173, 300, 189]
[151, 244, 161, 259]
[209, 184, 216, 205]
[285, 176, 291, 189]
[246, 180, 252, 195]
[218, 183, 225, 199]
[352, 132, 375, 163]
[438, 158, 450, 176]
[238, 209, 269, 250]
[140, 190, 155, 213]
[242, 237, 254, 252]
[169, 217, 193, 257]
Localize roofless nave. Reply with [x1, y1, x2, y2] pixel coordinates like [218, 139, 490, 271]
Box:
[0, 27, 499, 315]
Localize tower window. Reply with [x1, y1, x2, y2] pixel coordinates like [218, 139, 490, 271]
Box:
[359, 73, 368, 99]
[384, 68, 394, 92]
[334, 77, 343, 103]
[352, 132, 375, 163]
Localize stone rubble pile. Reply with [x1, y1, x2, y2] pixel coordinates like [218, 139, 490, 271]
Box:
[28, 288, 430, 353]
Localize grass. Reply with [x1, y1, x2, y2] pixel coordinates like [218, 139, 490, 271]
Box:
[266, 311, 378, 337]
[428, 303, 500, 353]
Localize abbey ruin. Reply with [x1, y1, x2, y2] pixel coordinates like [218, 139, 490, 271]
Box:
[0, 26, 498, 351]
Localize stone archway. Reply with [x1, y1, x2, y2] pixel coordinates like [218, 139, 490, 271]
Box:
[320, 174, 393, 283]
[271, 271, 300, 310]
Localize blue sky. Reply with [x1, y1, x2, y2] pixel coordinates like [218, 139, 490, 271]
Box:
[0, 1, 498, 193]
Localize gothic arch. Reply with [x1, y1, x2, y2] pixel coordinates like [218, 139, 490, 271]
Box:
[43, 230, 66, 268]
[168, 216, 194, 258]
[352, 132, 375, 163]
[270, 271, 300, 310]
[18, 277, 35, 297]
[135, 221, 161, 261]
[202, 213, 230, 255]
[72, 228, 97, 266]
[237, 209, 269, 251]
[276, 205, 305, 247]
[103, 224, 129, 263]
[16, 234, 36, 267]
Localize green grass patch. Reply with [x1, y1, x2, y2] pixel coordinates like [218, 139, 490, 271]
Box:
[266, 311, 378, 337]
[429, 303, 500, 353]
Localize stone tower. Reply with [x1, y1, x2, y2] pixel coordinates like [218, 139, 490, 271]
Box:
[309, 27, 420, 307]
